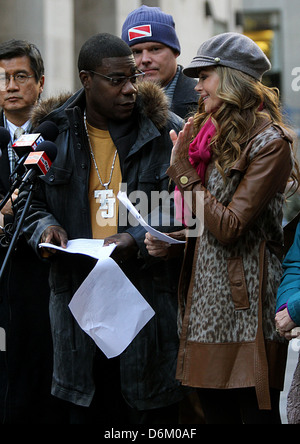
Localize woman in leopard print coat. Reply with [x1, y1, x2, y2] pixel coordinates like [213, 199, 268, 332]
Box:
[145, 33, 300, 423]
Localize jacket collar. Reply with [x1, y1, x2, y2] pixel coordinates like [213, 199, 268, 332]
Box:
[173, 66, 199, 104]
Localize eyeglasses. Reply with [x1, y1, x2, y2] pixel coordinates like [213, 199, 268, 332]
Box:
[88, 69, 145, 87]
[0, 73, 34, 86]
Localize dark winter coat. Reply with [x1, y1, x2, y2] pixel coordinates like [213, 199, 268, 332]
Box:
[0, 113, 57, 423]
[21, 82, 187, 409]
[170, 66, 199, 119]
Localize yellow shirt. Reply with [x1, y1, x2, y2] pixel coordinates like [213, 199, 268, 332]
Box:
[87, 122, 122, 239]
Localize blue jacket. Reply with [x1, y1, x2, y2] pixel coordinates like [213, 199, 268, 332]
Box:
[277, 220, 300, 325]
[21, 83, 188, 409]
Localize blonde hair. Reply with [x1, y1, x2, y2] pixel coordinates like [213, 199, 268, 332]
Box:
[193, 66, 300, 191]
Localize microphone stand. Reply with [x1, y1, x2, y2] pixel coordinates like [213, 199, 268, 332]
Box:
[0, 180, 35, 284]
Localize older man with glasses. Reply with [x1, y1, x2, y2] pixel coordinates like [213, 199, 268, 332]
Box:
[0, 39, 65, 424]
[18, 32, 188, 424]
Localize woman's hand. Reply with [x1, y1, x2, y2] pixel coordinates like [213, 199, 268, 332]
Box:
[144, 232, 170, 258]
[0, 189, 19, 232]
[169, 117, 194, 165]
[1, 189, 19, 216]
[275, 308, 297, 340]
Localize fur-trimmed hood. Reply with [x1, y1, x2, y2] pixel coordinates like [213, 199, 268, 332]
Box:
[30, 81, 170, 131]
[30, 92, 72, 129]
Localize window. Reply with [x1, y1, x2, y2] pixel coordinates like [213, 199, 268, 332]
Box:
[243, 11, 281, 90]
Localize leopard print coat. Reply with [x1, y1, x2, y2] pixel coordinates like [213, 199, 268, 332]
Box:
[168, 117, 294, 409]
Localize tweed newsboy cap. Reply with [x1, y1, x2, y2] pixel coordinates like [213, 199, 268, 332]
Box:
[183, 32, 271, 81]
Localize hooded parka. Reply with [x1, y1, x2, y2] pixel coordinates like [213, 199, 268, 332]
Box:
[21, 82, 188, 409]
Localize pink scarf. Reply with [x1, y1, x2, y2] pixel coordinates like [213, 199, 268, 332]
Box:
[175, 118, 216, 225]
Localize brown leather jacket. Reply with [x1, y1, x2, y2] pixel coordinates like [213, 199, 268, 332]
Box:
[167, 116, 294, 410]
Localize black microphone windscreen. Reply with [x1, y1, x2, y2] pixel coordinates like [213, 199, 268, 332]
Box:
[33, 121, 59, 142]
[37, 141, 57, 162]
[0, 127, 11, 149]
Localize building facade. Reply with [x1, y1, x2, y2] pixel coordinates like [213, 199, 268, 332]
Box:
[243, 0, 300, 132]
[0, 0, 242, 95]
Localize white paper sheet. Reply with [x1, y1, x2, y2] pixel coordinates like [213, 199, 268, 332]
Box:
[39, 238, 116, 260]
[68, 257, 155, 358]
[117, 191, 185, 244]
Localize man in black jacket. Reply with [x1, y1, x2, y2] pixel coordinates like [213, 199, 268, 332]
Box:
[20, 33, 188, 424]
[0, 39, 65, 423]
[122, 6, 204, 423]
[121, 5, 199, 119]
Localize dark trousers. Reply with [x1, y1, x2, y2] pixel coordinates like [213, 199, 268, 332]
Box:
[65, 348, 181, 425]
[0, 242, 66, 424]
[197, 387, 281, 424]
[67, 350, 129, 424]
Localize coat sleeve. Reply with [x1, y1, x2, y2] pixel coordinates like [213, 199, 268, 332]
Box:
[167, 135, 292, 246]
[276, 221, 300, 326]
[16, 184, 62, 255]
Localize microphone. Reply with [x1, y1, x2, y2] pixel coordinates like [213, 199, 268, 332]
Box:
[0, 141, 56, 281]
[33, 121, 59, 141]
[12, 121, 59, 157]
[0, 127, 11, 158]
[20, 141, 57, 190]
